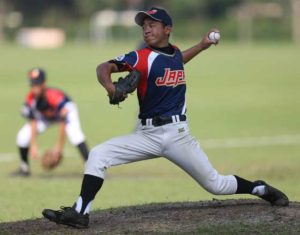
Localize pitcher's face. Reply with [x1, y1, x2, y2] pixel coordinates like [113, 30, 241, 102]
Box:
[142, 18, 171, 48]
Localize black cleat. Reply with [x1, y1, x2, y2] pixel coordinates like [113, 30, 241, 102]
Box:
[42, 206, 89, 228]
[254, 180, 289, 206]
[11, 168, 31, 177]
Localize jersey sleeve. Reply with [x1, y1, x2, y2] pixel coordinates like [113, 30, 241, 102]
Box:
[172, 44, 183, 62]
[21, 93, 35, 119]
[21, 103, 34, 119]
[109, 51, 138, 72]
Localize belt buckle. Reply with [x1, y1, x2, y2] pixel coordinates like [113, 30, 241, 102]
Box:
[152, 116, 160, 127]
[153, 116, 170, 127]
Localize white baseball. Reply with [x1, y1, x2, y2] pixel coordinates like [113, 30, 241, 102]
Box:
[208, 31, 221, 42]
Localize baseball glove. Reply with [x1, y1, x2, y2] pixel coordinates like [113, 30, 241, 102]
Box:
[109, 70, 141, 105]
[41, 149, 62, 170]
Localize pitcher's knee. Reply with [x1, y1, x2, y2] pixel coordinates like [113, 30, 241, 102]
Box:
[85, 145, 109, 179]
[87, 146, 107, 167]
[89, 144, 110, 159]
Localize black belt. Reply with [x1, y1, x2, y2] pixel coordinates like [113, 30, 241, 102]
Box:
[141, 115, 186, 127]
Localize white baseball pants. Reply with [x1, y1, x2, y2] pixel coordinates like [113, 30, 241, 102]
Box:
[16, 102, 86, 147]
[85, 120, 237, 195]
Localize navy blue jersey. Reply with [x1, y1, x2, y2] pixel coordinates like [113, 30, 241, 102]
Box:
[113, 45, 186, 119]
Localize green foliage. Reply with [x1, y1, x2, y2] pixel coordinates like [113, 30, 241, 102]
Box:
[3, 0, 293, 41]
[253, 18, 291, 41]
[170, 0, 241, 19]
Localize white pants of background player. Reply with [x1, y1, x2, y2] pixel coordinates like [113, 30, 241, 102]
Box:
[16, 102, 86, 148]
[85, 118, 238, 195]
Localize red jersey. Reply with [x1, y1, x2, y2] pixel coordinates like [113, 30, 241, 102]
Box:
[22, 87, 70, 121]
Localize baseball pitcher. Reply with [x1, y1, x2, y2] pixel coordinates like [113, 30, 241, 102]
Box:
[42, 7, 289, 228]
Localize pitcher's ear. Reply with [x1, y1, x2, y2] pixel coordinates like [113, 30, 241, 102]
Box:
[165, 25, 172, 35]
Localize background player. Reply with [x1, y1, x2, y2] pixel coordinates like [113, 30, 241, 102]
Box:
[42, 7, 288, 228]
[14, 68, 89, 176]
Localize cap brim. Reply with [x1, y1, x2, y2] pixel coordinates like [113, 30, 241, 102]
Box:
[135, 11, 162, 26]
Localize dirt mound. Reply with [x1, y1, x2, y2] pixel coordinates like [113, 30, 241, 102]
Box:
[1, 199, 300, 234]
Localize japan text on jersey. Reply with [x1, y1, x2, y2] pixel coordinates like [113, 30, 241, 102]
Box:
[115, 46, 187, 119]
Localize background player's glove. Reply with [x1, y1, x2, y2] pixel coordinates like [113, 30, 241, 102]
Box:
[41, 149, 62, 170]
[109, 70, 141, 105]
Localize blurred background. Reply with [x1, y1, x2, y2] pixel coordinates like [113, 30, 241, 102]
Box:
[0, 0, 300, 45]
[0, 0, 300, 223]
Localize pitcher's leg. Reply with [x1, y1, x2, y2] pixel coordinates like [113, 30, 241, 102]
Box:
[163, 125, 288, 206]
[74, 132, 161, 215]
[164, 135, 238, 195]
[85, 133, 160, 178]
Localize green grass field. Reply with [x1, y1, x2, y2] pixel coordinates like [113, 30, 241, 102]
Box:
[0, 41, 299, 223]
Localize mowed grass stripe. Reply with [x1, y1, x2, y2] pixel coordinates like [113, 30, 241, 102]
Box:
[1, 133, 300, 162]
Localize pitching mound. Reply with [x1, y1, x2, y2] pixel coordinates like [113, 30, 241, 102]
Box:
[1, 199, 300, 234]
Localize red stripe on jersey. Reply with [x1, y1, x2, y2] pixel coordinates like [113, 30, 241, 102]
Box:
[25, 88, 66, 109]
[134, 48, 152, 100]
[45, 88, 65, 109]
[25, 92, 35, 106]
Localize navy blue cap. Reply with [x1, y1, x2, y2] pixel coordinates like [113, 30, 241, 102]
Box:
[28, 68, 46, 85]
[135, 7, 172, 27]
